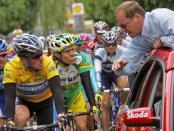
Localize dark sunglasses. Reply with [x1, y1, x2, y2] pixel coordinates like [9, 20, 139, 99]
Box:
[105, 43, 117, 47]
[0, 53, 7, 58]
[31, 54, 42, 59]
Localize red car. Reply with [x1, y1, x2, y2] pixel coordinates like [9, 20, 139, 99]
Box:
[116, 47, 174, 131]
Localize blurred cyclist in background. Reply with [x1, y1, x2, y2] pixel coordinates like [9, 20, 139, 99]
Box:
[111, 26, 135, 87]
[38, 36, 48, 55]
[78, 33, 91, 53]
[94, 31, 126, 131]
[0, 39, 8, 116]
[87, 21, 109, 57]
[111, 26, 132, 48]
[73, 34, 101, 131]
[73, 35, 100, 94]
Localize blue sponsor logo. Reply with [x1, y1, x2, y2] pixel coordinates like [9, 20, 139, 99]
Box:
[17, 80, 48, 96]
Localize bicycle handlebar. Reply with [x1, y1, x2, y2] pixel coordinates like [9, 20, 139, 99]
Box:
[64, 112, 90, 118]
[3, 122, 58, 131]
[103, 88, 130, 93]
[111, 88, 130, 93]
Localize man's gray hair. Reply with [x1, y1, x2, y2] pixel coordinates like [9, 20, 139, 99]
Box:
[116, 1, 145, 18]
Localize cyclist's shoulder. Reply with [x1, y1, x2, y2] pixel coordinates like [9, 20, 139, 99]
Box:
[42, 55, 54, 65]
[5, 56, 21, 68]
[74, 52, 93, 72]
[95, 47, 105, 54]
[74, 52, 88, 65]
[94, 48, 106, 59]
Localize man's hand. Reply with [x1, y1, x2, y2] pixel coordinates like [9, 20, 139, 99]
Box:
[112, 58, 128, 71]
[153, 39, 163, 49]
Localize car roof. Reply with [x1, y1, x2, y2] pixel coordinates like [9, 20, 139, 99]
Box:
[152, 47, 174, 70]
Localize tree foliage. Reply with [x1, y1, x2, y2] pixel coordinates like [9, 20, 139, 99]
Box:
[75, 0, 174, 28]
[136, 0, 174, 11]
[0, 0, 38, 35]
[0, 0, 174, 35]
[37, 0, 66, 36]
[75, 0, 122, 27]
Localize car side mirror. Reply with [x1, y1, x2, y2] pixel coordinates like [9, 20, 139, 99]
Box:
[123, 107, 160, 128]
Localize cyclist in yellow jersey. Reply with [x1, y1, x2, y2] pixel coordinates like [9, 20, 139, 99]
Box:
[47, 34, 96, 131]
[3, 34, 65, 128]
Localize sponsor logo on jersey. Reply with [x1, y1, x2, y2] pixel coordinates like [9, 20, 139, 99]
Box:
[16, 80, 48, 95]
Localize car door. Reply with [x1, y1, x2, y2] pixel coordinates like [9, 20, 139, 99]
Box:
[116, 59, 158, 131]
[116, 57, 165, 131]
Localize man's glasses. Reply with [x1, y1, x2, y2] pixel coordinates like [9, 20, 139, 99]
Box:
[119, 19, 130, 29]
[31, 54, 42, 59]
[0, 53, 7, 58]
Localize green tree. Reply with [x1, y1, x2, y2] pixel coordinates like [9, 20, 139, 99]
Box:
[75, 0, 122, 27]
[136, 0, 174, 11]
[0, 0, 38, 35]
[37, 0, 66, 36]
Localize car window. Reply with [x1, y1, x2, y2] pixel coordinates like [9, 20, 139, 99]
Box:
[138, 60, 164, 129]
[128, 61, 156, 109]
[137, 62, 162, 107]
[148, 70, 163, 116]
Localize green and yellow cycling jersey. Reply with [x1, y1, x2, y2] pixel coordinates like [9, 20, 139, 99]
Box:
[54, 52, 93, 109]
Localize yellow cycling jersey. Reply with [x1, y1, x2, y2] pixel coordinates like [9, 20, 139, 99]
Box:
[3, 55, 59, 103]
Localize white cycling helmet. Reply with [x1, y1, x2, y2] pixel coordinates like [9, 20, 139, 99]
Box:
[47, 34, 74, 52]
[38, 36, 46, 49]
[13, 34, 43, 57]
[102, 31, 117, 44]
[111, 26, 126, 36]
[93, 21, 109, 34]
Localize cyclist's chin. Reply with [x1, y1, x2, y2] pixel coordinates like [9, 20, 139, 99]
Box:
[64, 60, 75, 65]
[31, 64, 43, 70]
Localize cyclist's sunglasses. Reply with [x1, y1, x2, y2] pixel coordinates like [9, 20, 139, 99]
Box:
[0, 52, 7, 58]
[105, 43, 117, 47]
[31, 54, 43, 59]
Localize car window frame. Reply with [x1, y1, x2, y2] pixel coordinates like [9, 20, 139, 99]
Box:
[127, 60, 156, 109]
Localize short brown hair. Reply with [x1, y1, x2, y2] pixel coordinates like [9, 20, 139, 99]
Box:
[116, 1, 145, 18]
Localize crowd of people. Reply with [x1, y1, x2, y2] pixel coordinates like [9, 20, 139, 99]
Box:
[0, 1, 174, 131]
